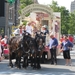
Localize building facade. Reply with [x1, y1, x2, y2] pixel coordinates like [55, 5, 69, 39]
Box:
[0, 0, 5, 37]
[0, 0, 20, 37]
[0, 0, 38, 37]
[71, 0, 75, 12]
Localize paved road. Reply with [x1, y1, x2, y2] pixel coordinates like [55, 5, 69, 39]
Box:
[0, 45, 75, 75]
[0, 55, 75, 75]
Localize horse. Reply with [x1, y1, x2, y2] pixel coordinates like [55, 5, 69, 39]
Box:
[29, 32, 45, 69]
[21, 31, 33, 69]
[35, 32, 45, 69]
[9, 31, 32, 69]
[9, 36, 23, 69]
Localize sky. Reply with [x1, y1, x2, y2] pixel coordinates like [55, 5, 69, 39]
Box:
[38, 0, 74, 11]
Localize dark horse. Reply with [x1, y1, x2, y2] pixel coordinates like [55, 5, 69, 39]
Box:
[29, 32, 45, 69]
[22, 31, 45, 69]
[22, 32, 32, 69]
[9, 36, 23, 68]
[35, 32, 45, 69]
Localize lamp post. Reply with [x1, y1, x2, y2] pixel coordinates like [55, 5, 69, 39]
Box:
[14, 0, 17, 26]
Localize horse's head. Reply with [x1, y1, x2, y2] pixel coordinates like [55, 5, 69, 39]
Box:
[22, 31, 31, 53]
[35, 34, 45, 51]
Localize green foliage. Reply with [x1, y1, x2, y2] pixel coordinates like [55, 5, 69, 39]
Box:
[69, 12, 75, 34]
[49, 0, 60, 12]
[19, 0, 33, 15]
[25, 13, 30, 17]
[49, 0, 75, 35]
[23, 21, 28, 26]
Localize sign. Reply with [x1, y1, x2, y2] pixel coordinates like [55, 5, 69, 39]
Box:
[8, 22, 13, 26]
[21, 4, 54, 20]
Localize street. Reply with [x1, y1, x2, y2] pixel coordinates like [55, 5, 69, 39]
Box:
[0, 47, 75, 75]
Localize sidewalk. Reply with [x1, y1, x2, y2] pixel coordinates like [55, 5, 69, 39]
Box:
[57, 55, 75, 66]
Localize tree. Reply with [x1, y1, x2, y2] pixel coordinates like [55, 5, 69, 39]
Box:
[60, 7, 70, 34]
[19, 0, 33, 15]
[20, 0, 33, 9]
[49, 0, 60, 12]
[18, 0, 34, 25]
[69, 12, 75, 34]
[49, 0, 70, 34]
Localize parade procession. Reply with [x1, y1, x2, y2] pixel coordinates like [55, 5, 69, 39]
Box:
[0, 0, 75, 75]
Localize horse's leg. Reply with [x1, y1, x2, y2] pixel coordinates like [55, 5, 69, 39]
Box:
[33, 54, 37, 69]
[37, 52, 41, 69]
[42, 52, 45, 63]
[30, 54, 34, 67]
[9, 54, 13, 68]
[14, 53, 18, 68]
[15, 53, 21, 69]
[18, 56, 21, 69]
[22, 55, 28, 69]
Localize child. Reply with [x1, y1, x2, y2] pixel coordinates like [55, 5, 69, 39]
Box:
[3, 44, 9, 59]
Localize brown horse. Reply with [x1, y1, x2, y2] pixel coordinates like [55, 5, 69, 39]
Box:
[9, 36, 23, 68]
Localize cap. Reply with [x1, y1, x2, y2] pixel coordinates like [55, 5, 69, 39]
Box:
[42, 25, 47, 28]
[50, 32, 54, 36]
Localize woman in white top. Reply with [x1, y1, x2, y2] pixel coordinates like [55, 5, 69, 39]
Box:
[26, 22, 32, 35]
[1, 35, 8, 44]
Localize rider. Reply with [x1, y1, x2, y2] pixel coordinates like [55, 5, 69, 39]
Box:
[13, 25, 22, 36]
[26, 22, 33, 36]
[41, 25, 49, 45]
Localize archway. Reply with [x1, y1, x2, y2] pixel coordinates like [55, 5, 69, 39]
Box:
[20, 4, 54, 32]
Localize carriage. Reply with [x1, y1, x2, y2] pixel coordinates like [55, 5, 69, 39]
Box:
[8, 30, 61, 69]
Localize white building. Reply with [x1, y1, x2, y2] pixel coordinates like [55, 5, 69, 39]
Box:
[70, 0, 75, 12]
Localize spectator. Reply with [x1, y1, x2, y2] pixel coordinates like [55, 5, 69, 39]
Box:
[61, 35, 73, 66]
[60, 35, 64, 42]
[0, 38, 3, 62]
[1, 35, 8, 44]
[68, 35, 74, 43]
[48, 33, 58, 65]
[3, 44, 9, 59]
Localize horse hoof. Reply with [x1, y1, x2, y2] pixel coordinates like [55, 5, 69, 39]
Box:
[33, 67, 36, 70]
[37, 66, 41, 69]
[33, 66, 37, 69]
[18, 67, 21, 69]
[11, 66, 13, 68]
